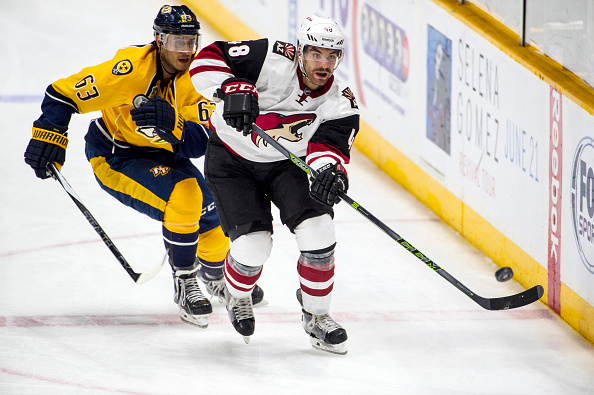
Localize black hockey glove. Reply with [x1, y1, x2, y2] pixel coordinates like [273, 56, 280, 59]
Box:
[215, 77, 259, 136]
[130, 96, 185, 145]
[310, 163, 349, 207]
[24, 119, 69, 179]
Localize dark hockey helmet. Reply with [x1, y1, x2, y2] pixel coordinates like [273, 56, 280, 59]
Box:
[153, 5, 200, 36]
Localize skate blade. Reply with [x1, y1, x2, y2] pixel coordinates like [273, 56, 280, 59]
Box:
[180, 311, 209, 329]
[309, 337, 347, 355]
[242, 336, 251, 344]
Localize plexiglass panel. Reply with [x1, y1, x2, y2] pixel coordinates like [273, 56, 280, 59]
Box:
[526, 0, 594, 86]
[465, 0, 594, 86]
[466, 0, 524, 36]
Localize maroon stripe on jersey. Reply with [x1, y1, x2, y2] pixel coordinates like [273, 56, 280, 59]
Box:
[189, 43, 229, 77]
[306, 153, 342, 166]
[300, 283, 334, 297]
[306, 142, 350, 164]
[196, 43, 225, 60]
[189, 64, 232, 77]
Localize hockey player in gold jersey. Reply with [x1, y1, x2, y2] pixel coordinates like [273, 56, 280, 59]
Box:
[24, 5, 263, 328]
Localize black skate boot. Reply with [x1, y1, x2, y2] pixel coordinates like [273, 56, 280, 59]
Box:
[224, 285, 255, 343]
[172, 262, 212, 328]
[296, 288, 348, 355]
[250, 284, 265, 306]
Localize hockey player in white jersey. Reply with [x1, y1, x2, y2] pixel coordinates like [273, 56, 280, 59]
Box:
[189, 15, 359, 354]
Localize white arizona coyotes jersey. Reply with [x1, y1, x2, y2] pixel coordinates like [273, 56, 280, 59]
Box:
[189, 38, 359, 169]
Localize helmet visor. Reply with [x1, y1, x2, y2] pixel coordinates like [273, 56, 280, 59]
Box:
[301, 46, 343, 69]
[161, 33, 200, 53]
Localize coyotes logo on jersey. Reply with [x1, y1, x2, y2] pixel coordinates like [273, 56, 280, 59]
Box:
[252, 113, 316, 147]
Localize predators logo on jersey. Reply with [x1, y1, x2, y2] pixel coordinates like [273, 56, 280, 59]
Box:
[113, 60, 133, 75]
[150, 165, 170, 176]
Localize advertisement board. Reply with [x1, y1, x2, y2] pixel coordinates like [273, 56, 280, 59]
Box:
[421, 2, 550, 264]
[562, 97, 594, 306]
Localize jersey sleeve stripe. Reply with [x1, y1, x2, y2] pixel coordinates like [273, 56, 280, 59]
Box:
[195, 43, 225, 61]
[306, 143, 349, 164]
[189, 65, 232, 77]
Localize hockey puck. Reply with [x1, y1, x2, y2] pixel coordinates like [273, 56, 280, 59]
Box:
[495, 267, 514, 282]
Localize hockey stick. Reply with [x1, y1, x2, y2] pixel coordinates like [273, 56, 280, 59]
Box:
[251, 124, 544, 310]
[49, 164, 165, 284]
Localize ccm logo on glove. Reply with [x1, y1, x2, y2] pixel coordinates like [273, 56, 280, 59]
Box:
[222, 81, 259, 97]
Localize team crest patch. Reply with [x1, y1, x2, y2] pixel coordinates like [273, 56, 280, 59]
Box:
[342, 87, 358, 109]
[150, 165, 170, 176]
[251, 113, 316, 147]
[112, 60, 133, 75]
[272, 41, 296, 61]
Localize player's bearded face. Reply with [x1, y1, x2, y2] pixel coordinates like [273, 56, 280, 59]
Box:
[302, 46, 340, 89]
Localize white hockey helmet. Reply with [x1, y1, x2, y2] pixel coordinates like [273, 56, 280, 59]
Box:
[297, 15, 345, 72]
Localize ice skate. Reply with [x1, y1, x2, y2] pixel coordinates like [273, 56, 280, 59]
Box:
[198, 268, 266, 306]
[250, 284, 265, 306]
[198, 274, 226, 303]
[173, 264, 212, 328]
[224, 285, 255, 343]
[296, 289, 348, 355]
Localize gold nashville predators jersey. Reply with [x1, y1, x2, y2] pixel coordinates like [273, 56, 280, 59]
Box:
[46, 43, 214, 153]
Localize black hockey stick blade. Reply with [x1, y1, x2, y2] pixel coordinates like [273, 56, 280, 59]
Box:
[49, 164, 164, 284]
[472, 285, 544, 310]
[250, 124, 544, 310]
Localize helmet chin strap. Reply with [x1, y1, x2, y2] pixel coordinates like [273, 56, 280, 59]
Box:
[298, 53, 314, 85]
[156, 39, 179, 77]
[161, 60, 178, 77]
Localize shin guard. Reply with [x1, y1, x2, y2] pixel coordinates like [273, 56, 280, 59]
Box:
[297, 246, 335, 315]
[224, 253, 263, 299]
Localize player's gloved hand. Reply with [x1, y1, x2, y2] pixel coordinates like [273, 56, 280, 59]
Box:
[309, 163, 349, 207]
[215, 77, 259, 136]
[24, 119, 69, 179]
[130, 96, 185, 145]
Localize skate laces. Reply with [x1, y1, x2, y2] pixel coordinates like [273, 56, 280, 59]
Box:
[206, 278, 226, 303]
[181, 276, 206, 303]
[230, 296, 253, 320]
[313, 313, 342, 333]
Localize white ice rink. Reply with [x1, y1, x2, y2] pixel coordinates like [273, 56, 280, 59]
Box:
[2, 1, 594, 394]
